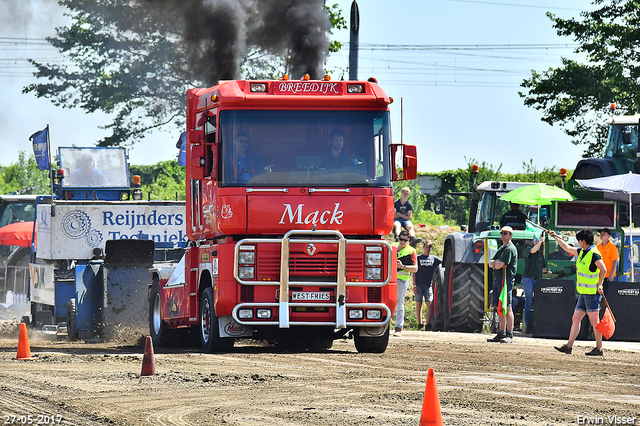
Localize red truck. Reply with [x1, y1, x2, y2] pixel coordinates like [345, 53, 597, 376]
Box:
[150, 76, 417, 353]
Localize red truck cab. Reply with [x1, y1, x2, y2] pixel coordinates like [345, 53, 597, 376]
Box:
[151, 77, 417, 353]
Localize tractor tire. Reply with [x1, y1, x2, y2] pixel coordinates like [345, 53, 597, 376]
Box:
[200, 287, 234, 353]
[438, 250, 455, 330]
[448, 263, 485, 332]
[67, 299, 77, 341]
[432, 265, 446, 330]
[354, 325, 390, 353]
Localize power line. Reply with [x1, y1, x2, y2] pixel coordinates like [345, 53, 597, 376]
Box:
[348, 42, 579, 51]
[435, 0, 583, 11]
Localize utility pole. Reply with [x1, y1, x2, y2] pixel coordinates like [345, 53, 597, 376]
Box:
[349, 1, 359, 81]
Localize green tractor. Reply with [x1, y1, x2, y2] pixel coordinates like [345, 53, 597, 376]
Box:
[436, 179, 543, 332]
[571, 114, 640, 181]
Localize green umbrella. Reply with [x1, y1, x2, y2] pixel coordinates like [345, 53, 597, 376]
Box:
[500, 183, 575, 205]
[500, 183, 574, 227]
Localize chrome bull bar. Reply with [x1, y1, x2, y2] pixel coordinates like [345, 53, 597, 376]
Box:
[233, 230, 393, 329]
[232, 303, 392, 327]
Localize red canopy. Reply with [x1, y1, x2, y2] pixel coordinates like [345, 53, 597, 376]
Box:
[0, 221, 36, 248]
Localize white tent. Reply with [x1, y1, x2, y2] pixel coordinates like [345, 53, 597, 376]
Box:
[576, 172, 640, 280]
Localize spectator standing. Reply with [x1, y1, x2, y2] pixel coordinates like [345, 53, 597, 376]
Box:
[551, 228, 607, 356]
[487, 226, 518, 344]
[597, 228, 618, 297]
[393, 230, 418, 337]
[521, 232, 551, 334]
[413, 240, 441, 331]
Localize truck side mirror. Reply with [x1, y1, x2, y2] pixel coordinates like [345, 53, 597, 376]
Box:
[390, 144, 417, 181]
[403, 145, 417, 180]
[188, 129, 205, 181]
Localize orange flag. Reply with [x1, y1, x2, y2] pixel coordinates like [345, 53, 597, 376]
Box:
[596, 306, 615, 340]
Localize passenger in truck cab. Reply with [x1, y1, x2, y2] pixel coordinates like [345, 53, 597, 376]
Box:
[226, 132, 268, 184]
[66, 154, 107, 186]
[321, 129, 356, 169]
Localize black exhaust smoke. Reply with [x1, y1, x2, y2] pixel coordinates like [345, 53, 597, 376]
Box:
[147, 0, 330, 83]
[248, 0, 330, 80]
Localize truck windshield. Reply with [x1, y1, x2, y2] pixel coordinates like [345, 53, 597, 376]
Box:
[477, 192, 503, 228]
[605, 124, 638, 158]
[59, 148, 129, 188]
[218, 110, 392, 187]
[0, 202, 35, 228]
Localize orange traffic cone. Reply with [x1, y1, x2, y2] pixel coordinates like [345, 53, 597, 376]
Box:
[13, 323, 34, 360]
[419, 368, 443, 426]
[139, 336, 157, 377]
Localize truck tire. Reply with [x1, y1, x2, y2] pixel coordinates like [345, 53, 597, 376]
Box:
[448, 263, 484, 332]
[354, 325, 389, 353]
[149, 280, 178, 348]
[200, 287, 234, 353]
[67, 299, 77, 341]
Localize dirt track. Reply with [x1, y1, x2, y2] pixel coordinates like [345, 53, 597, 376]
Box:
[1, 329, 639, 426]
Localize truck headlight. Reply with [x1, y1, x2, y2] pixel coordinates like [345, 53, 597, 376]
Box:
[256, 309, 271, 319]
[238, 251, 255, 265]
[366, 310, 382, 320]
[238, 266, 255, 280]
[365, 267, 381, 280]
[349, 309, 364, 319]
[238, 309, 253, 319]
[365, 253, 382, 266]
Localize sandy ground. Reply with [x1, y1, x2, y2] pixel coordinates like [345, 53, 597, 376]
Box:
[1, 328, 639, 426]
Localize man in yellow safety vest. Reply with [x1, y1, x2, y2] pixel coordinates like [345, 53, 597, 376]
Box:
[549, 228, 607, 356]
[393, 229, 418, 336]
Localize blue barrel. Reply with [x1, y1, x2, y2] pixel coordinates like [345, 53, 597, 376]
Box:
[74, 260, 104, 340]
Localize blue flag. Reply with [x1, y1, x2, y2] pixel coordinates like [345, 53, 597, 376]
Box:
[30, 127, 50, 171]
[177, 131, 187, 167]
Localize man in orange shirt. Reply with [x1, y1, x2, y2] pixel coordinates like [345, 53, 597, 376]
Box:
[597, 228, 618, 297]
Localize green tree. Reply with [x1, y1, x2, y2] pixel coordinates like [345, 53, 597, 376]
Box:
[130, 160, 186, 201]
[0, 151, 50, 195]
[520, 0, 640, 158]
[24, 1, 346, 148]
[431, 159, 502, 227]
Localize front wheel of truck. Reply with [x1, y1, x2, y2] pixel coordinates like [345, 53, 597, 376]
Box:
[200, 287, 234, 353]
[354, 324, 389, 353]
[149, 280, 178, 348]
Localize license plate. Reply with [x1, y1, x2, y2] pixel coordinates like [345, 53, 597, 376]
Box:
[291, 291, 331, 301]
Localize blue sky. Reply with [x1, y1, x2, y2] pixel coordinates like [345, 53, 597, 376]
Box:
[0, 0, 592, 174]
